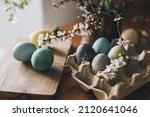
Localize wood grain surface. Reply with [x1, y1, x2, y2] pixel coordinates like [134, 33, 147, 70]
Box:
[0, 39, 72, 99]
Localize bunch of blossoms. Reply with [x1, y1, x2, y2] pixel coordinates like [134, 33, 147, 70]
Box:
[49, 0, 134, 81]
[38, 0, 102, 47]
[38, 0, 134, 48]
[2, 0, 30, 23]
[96, 56, 127, 81]
[2, 0, 134, 47]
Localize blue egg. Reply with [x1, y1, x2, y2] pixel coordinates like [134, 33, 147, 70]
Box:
[75, 44, 96, 65]
[31, 48, 54, 71]
[12, 42, 36, 62]
[92, 37, 110, 54]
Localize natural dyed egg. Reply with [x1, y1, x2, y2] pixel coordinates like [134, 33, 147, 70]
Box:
[31, 48, 54, 71]
[75, 44, 96, 64]
[121, 28, 139, 46]
[92, 37, 110, 54]
[12, 42, 36, 62]
[91, 53, 110, 74]
[108, 45, 126, 59]
[29, 29, 51, 47]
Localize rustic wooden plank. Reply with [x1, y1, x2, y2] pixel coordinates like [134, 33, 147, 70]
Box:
[0, 39, 72, 99]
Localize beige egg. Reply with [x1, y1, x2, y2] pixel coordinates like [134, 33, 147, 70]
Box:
[121, 28, 139, 46]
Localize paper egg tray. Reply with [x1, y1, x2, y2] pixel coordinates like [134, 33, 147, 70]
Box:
[65, 34, 150, 100]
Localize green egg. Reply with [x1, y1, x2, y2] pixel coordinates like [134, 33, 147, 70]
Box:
[108, 45, 126, 59]
[31, 48, 54, 71]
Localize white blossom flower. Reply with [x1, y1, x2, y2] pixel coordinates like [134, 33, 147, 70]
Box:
[96, 56, 127, 81]
[11, 16, 18, 24]
[117, 37, 133, 50]
[114, 17, 123, 22]
[57, 31, 65, 36]
[73, 24, 78, 30]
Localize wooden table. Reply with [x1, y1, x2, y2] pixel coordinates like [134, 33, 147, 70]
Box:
[53, 16, 150, 100]
[0, 3, 150, 99]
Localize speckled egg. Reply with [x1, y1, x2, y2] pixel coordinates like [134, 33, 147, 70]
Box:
[12, 42, 36, 62]
[108, 45, 126, 59]
[121, 28, 139, 46]
[29, 29, 51, 47]
[91, 53, 110, 74]
[92, 37, 110, 54]
[75, 44, 96, 65]
[31, 48, 54, 71]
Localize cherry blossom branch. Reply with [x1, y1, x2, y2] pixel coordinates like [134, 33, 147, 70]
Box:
[38, 12, 102, 48]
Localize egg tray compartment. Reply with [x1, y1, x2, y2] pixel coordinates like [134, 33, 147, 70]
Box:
[65, 35, 150, 100]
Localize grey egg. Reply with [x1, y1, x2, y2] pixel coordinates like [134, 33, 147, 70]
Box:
[91, 53, 110, 74]
[75, 44, 96, 65]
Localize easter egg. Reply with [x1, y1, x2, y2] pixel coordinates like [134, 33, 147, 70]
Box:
[91, 53, 110, 74]
[92, 37, 110, 54]
[121, 28, 139, 46]
[75, 44, 96, 65]
[31, 48, 54, 71]
[12, 42, 36, 62]
[29, 29, 51, 47]
[108, 45, 126, 59]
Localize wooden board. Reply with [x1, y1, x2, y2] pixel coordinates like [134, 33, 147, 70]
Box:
[0, 39, 72, 99]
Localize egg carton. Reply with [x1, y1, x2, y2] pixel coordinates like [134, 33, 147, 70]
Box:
[65, 33, 150, 100]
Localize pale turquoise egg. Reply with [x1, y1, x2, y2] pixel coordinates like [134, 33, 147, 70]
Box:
[108, 45, 126, 59]
[92, 37, 110, 54]
[31, 48, 54, 71]
[12, 42, 36, 62]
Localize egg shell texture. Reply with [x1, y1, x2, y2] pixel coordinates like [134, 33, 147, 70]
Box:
[75, 44, 96, 65]
[91, 53, 110, 74]
[108, 45, 126, 59]
[121, 28, 139, 46]
[92, 37, 110, 54]
[31, 48, 54, 71]
[29, 29, 51, 47]
[12, 42, 36, 62]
